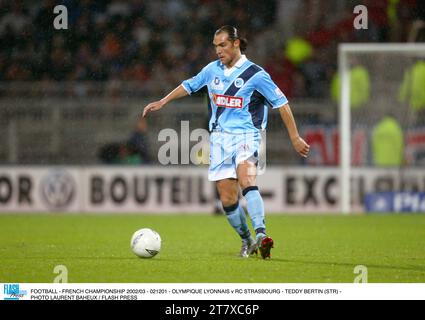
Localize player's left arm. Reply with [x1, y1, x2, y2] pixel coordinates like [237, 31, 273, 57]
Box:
[254, 70, 309, 158]
[278, 104, 310, 158]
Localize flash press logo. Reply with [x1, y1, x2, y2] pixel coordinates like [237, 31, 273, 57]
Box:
[3, 284, 27, 300]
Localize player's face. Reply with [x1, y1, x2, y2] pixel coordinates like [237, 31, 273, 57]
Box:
[213, 32, 240, 67]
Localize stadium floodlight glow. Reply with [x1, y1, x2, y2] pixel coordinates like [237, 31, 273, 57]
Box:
[338, 43, 425, 214]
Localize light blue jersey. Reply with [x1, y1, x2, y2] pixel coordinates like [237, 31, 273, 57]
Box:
[182, 55, 288, 133]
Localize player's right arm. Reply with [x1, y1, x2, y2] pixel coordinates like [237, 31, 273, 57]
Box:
[142, 85, 188, 118]
[142, 63, 211, 118]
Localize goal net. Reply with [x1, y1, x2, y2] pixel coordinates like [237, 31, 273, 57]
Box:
[339, 44, 425, 213]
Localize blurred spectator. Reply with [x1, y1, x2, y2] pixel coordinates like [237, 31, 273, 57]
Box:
[399, 61, 425, 112]
[372, 115, 404, 166]
[127, 117, 150, 164]
[98, 142, 121, 164]
[300, 54, 328, 98]
[98, 116, 150, 165]
[285, 37, 313, 66]
[396, 0, 423, 41]
[330, 65, 371, 109]
[0, 2, 29, 37]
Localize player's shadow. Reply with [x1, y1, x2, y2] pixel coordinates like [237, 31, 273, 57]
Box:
[7, 256, 177, 262]
[278, 258, 425, 273]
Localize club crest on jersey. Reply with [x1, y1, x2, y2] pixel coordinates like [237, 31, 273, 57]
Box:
[211, 77, 224, 90]
[234, 78, 244, 88]
[213, 94, 243, 109]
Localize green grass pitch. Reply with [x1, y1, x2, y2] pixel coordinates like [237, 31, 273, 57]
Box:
[0, 214, 424, 283]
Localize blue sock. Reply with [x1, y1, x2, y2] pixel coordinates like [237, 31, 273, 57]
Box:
[238, 205, 251, 243]
[243, 187, 266, 240]
[223, 202, 251, 240]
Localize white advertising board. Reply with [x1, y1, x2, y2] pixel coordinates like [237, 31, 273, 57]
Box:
[1, 166, 424, 213]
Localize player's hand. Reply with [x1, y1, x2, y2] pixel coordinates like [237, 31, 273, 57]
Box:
[142, 100, 165, 118]
[291, 136, 310, 158]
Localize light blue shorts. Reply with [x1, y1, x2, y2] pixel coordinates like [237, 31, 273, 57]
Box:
[208, 130, 261, 181]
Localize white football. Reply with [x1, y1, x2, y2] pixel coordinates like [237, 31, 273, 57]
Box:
[130, 228, 161, 258]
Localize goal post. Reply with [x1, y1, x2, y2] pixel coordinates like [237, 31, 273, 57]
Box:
[338, 43, 425, 214]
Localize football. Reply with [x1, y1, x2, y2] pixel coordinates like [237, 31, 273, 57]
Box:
[130, 228, 161, 258]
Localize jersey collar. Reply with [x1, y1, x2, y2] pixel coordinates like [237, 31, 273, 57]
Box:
[222, 54, 247, 76]
[222, 54, 247, 68]
[233, 54, 247, 69]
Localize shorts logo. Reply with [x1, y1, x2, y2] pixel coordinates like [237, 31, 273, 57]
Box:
[239, 144, 250, 151]
[211, 77, 224, 90]
[213, 94, 243, 109]
[234, 78, 244, 88]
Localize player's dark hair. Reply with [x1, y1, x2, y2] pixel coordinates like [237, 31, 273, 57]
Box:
[215, 25, 248, 52]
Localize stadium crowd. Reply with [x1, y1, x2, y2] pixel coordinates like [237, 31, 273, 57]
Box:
[0, 0, 424, 98]
[0, 0, 275, 95]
